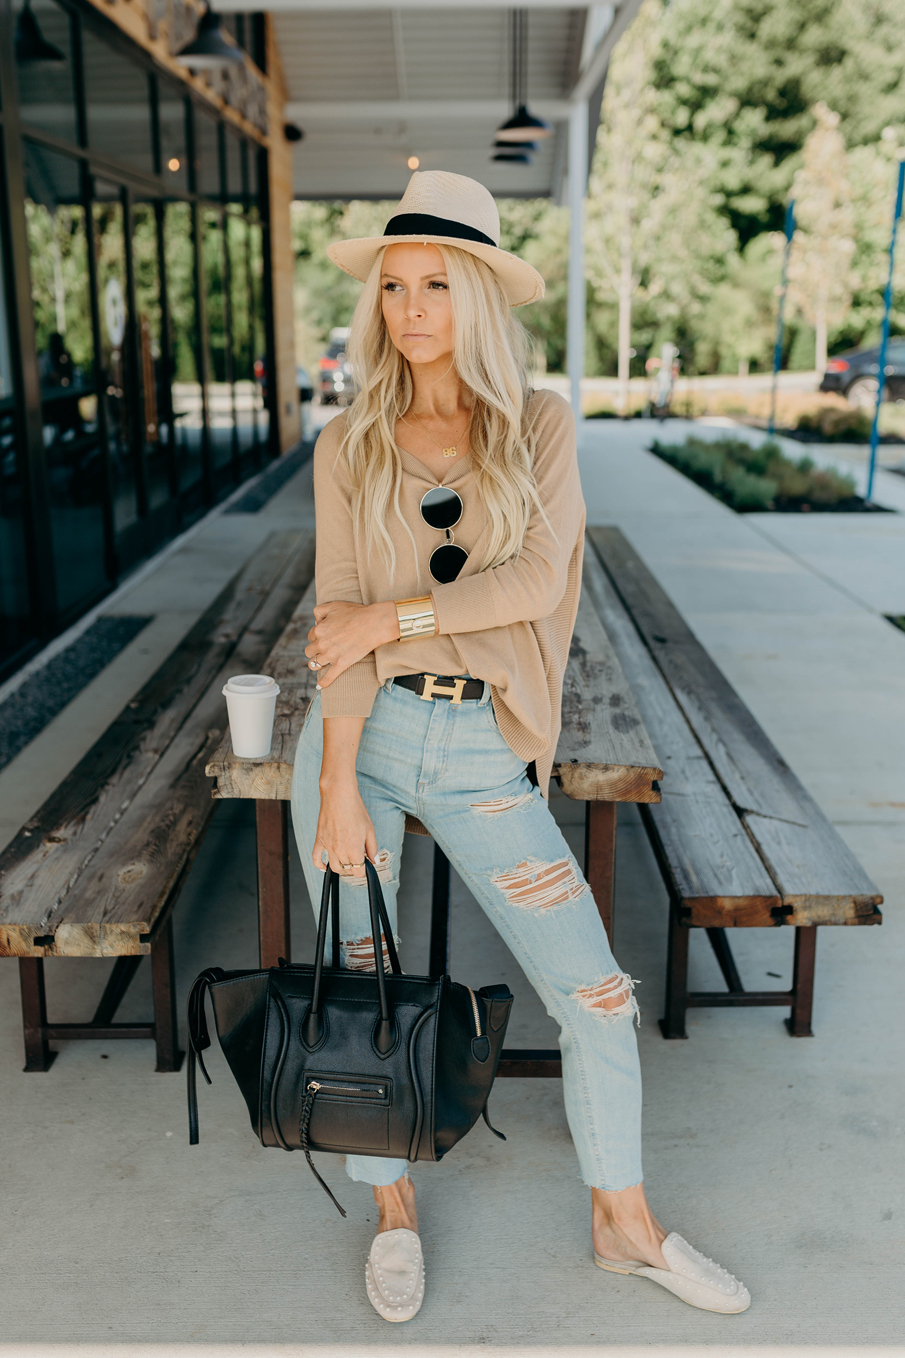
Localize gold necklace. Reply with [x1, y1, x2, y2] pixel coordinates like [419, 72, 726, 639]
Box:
[405, 408, 470, 458]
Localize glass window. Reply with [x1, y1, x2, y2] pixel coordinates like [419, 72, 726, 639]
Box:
[227, 209, 254, 459]
[81, 26, 154, 177]
[24, 143, 110, 615]
[132, 199, 172, 512]
[92, 179, 138, 537]
[248, 213, 269, 451]
[158, 88, 189, 195]
[164, 201, 203, 498]
[202, 207, 234, 482]
[193, 107, 222, 200]
[14, 0, 79, 144]
[0, 221, 35, 667]
[224, 129, 245, 203]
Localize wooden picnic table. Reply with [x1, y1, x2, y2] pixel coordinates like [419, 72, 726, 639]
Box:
[206, 561, 664, 1076]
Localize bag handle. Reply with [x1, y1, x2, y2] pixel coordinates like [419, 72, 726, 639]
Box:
[186, 967, 225, 1145]
[306, 862, 401, 1051]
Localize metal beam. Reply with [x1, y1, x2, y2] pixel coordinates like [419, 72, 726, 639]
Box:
[570, 0, 642, 102]
[567, 100, 588, 422]
[283, 100, 574, 123]
[218, 0, 597, 9]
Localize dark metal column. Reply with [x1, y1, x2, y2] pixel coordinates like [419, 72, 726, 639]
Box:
[257, 799, 291, 967]
[584, 799, 617, 945]
[786, 926, 817, 1037]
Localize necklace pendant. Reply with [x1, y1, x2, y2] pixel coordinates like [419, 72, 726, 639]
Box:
[442, 446, 458, 457]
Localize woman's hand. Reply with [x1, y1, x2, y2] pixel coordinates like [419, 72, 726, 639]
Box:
[305, 601, 399, 688]
[313, 716, 376, 882]
[313, 774, 378, 882]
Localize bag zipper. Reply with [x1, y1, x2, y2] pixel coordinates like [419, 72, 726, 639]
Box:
[465, 986, 482, 1038]
[306, 1078, 388, 1099]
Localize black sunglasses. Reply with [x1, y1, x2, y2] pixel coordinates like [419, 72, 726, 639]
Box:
[420, 486, 469, 584]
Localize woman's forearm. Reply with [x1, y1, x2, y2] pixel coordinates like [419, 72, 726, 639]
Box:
[320, 715, 367, 789]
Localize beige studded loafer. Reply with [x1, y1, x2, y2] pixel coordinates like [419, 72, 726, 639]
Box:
[595, 1231, 750, 1313]
[365, 1228, 425, 1322]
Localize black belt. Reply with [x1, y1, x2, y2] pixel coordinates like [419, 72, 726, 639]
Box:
[393, 673, 484, 704]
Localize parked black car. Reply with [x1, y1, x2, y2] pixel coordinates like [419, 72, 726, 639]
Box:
[820, 338, 905, 405]
[318, 328, 354, 405]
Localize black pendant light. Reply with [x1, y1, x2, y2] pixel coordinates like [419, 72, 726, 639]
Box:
[175, 1, 245, 70]
[15, 0, 65, 63]
[492, 150, 534, 164]
[494, 10, 551, 151]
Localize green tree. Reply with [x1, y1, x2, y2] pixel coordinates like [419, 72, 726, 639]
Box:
[653, 0, 905, 246]
[585, 0, 664, 409]
[787, 103, 855, 372]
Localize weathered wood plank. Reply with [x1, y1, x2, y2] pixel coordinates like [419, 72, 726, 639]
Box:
[209, 571, 665, 804]
[582, 545, 781, 918]
[0, 533, 316, 956]
[553, 583, 662, 802]
[588, 526, 882, 922]
[206, 577, 319, 800]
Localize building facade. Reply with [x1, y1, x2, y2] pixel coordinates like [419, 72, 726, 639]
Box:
[0, 0, 297, 682]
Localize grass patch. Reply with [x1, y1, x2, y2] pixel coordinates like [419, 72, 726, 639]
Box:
[650, 436, 860, 512]
[795, 406, 873, 441]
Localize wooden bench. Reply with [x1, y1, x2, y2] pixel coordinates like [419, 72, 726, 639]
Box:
[584, 527, 883, 1038]
[0, 530, 316, 1072]
[206, 573, 664, 1077]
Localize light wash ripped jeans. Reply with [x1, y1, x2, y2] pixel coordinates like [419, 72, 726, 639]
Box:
[290, 678, 643, 1192]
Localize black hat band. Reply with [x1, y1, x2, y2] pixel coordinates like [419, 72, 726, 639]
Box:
[383, 212, 497, 249]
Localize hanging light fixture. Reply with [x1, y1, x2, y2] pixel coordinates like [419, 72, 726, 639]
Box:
[175, 1, 245, 70]
[494, 10, 551, 148]
[15, 0, 65, 63]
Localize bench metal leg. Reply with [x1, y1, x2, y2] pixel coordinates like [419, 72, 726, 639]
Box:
[660, 902, 689, 1039]
[786, 926, 816, 1037]
[92, 956, 143, 1026]
[429, 842, 451, 977]
[151, 917, 183, 1072]
[706, 927, 744, 994]
[256, 799, 290, 968]
[585, 800, 617, 946]
[19, 958, 56, 1072]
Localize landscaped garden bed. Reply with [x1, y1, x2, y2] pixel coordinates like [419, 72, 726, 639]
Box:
[649, 435, 881, 512]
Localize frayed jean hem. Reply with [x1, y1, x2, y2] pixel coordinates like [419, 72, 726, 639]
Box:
[346, 1154, 408, 1187]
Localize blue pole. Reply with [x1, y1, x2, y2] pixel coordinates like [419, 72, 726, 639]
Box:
[866, 158, 905, 503]
[768, 200, 796, 439]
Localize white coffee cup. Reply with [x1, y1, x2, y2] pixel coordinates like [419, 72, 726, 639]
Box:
[222, 674, 280, 759]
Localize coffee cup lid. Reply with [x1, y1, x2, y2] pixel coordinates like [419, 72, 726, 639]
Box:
[222, 673, 280, 698]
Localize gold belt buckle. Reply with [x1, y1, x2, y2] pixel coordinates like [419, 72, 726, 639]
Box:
[419, 674, 467, 705]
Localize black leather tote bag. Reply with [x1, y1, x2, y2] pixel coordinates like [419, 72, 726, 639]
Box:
[186, 861, 512, 1214]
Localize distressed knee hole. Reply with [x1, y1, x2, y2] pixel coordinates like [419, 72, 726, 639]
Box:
[573, 972, 640, 1025]
[341, 934, 401, 972]
[470, 792, 534, 815]
[491, 857, 589, 911]
[346, 848, 395, 888]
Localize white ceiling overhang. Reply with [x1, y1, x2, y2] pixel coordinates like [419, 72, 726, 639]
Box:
[216, 1, 641, 200]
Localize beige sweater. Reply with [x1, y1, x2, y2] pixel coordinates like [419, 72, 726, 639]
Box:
[313, 388, 586, 798]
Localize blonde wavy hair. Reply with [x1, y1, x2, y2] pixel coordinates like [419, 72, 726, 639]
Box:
[338, 243, 545, 578]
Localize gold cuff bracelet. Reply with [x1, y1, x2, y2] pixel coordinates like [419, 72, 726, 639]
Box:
[395, 596, 436, 641]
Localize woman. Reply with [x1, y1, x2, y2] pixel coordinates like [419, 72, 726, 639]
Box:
[291, 171, 750, 1322]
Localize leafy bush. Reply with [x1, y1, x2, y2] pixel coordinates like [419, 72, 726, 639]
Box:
[795, 406, 872, 441]
[650, 436, 858, 512]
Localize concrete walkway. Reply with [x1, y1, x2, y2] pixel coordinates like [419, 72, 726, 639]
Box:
[0, 419, 902, 1353]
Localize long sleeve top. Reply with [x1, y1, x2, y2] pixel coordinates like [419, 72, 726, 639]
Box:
[313, 388, 586, 801]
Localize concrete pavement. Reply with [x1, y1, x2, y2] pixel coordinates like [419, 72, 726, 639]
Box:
[0, 417, 901, 1351]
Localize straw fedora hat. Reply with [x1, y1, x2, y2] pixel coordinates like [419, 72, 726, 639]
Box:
[327, 170, 545, 308]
